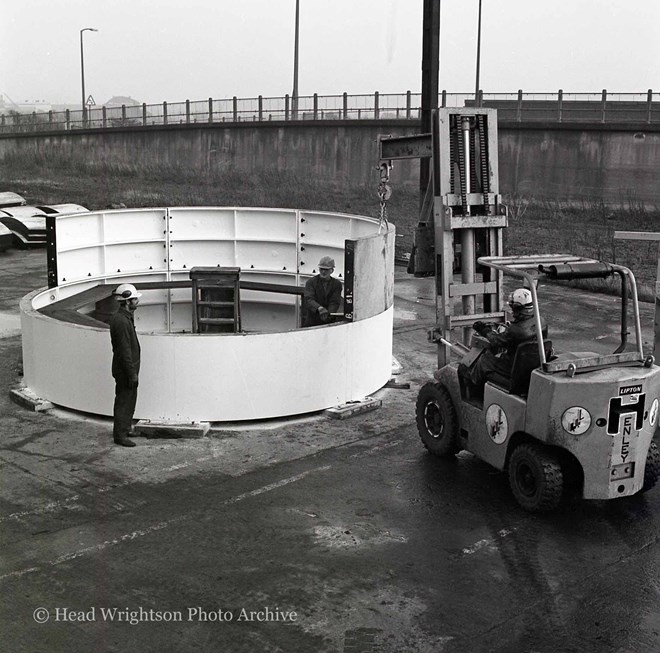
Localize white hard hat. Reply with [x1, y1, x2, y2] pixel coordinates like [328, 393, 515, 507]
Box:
[318, 256, 335, 269]
[114, 283, 141, 301]
[508, 288, 533, 308]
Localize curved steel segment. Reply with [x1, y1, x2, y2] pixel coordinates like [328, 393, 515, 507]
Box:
[22, 207, 395, 422]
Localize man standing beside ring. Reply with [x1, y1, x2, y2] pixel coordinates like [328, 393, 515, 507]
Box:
[109, 283, 141, 447]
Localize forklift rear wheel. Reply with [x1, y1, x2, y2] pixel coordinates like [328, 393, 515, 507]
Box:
[508, 442, 563, 512]
[415, 382, 459, 457]
[642, 441, 660, 492]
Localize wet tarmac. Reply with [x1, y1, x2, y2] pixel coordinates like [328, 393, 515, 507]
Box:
[1, 249, 660, 653]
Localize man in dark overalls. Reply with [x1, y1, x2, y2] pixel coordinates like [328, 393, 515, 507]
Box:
[459, 288, 548, 396]
[302, 256, 343, 327]
[109, 283, 142, 447]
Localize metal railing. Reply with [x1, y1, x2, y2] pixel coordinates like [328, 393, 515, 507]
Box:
[1, 90, 659, 135]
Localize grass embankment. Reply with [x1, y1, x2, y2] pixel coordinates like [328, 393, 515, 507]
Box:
[1, 152, 657, 299]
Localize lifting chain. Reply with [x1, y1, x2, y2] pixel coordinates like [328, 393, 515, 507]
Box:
[377, 160, 393, 233]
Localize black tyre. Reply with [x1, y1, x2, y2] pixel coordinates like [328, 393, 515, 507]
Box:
[642, 441, 660, 493]
[508, 442, 564, 512]
[415, 382, 459, 457]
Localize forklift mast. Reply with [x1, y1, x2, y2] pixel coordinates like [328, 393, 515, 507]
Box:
[379, 107, 509, 367]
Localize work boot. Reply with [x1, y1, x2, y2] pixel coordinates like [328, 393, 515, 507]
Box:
[114, 436, 136, 448]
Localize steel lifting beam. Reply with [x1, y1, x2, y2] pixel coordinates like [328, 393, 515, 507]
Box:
[379, 133, 432, 160]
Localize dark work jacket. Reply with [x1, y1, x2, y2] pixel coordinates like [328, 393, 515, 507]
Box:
[109, 305, 141, 379]
[484, 310, 547, 360]
[302, 275, 343, 327]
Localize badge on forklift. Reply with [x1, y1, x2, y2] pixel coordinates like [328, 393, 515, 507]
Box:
[561, 407, 591, 435]
[486, 404, 508, 444]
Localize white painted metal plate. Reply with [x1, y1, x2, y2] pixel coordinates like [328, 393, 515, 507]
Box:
[25, 206, 396, 422]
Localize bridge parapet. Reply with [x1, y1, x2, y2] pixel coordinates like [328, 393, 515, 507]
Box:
[2, 90, 660, 135]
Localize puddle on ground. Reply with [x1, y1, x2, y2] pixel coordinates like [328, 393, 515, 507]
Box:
[394, 309, 418, 321]
[0, 312, 20, 338]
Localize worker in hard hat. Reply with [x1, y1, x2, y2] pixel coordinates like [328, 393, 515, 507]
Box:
[459, 288, 548, 396]
[109, 283, 142, 447]
[302, 256, 343, 327]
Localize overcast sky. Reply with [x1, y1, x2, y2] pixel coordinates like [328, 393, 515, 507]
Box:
[2, 0, 658, 106]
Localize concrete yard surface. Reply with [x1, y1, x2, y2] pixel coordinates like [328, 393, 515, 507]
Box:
[1, 249, 660, 653]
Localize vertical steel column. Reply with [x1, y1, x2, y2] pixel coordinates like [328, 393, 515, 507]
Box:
[432, 111, 452, 368]
[420, 0, 441, 210]
[46, 215, 58, 289]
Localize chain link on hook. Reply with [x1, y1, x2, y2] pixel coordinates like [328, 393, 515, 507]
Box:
[377, 160, 393, 233]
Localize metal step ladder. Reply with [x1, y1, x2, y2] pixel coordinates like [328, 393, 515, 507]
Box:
[190, 267, 241, 333]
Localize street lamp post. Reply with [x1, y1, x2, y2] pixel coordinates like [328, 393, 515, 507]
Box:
[475, 0, 482, 106]
[292, 0, 299, 119]
[80, 27, 98, 125]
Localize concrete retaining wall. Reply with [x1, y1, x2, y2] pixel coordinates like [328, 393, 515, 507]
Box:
[1, 120, 659, 204]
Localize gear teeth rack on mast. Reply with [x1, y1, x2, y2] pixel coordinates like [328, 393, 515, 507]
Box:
[378, 107, 508, 367]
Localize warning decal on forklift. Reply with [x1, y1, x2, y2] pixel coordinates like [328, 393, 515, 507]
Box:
[486, 404, 508, 444]
[650, 399, 659, 427]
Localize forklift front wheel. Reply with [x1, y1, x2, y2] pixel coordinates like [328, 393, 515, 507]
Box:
[415, 382, 460, 457]
[642, 441, 660, 493]
[508, 442, 563, 513]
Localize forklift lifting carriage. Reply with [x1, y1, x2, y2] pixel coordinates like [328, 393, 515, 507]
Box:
[379, 107, 509, 368]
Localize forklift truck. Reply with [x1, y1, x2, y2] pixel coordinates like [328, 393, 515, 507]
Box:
[379, 109, 660, 511]
[417, 254, 660, 512]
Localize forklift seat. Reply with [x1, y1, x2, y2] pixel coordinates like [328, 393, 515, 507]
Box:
[486, 340, 553, 396]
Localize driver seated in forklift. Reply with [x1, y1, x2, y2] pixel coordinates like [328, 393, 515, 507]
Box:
[458, 288, 548, 399]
